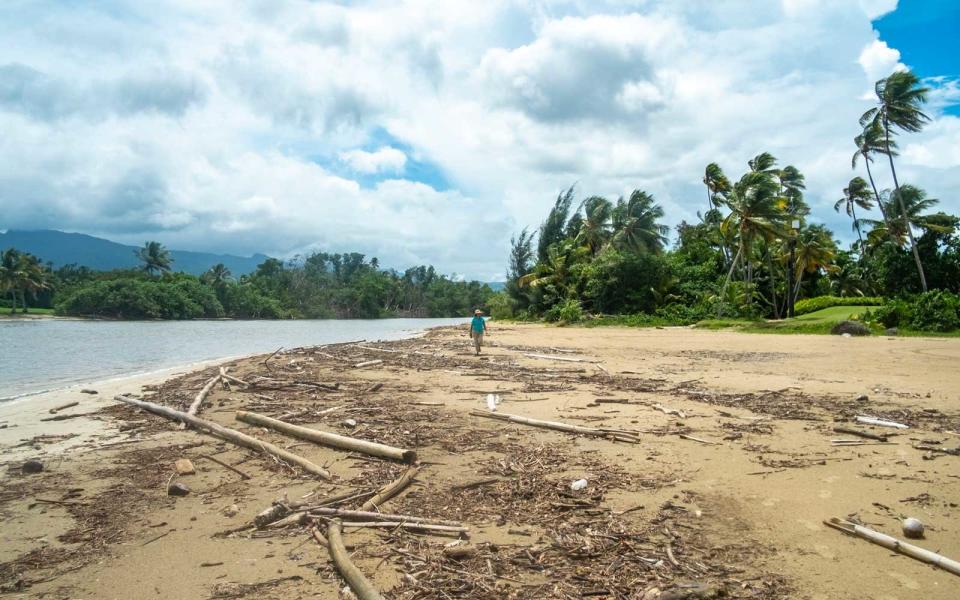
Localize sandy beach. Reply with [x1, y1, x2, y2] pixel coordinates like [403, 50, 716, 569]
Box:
[1, 324, 958, 599]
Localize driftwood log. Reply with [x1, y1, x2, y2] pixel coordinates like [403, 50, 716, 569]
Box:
[825, 517, 960, 576]
[361, 466, 419, 511]
[185, 371, 223, 419]
[308, 507, 461, 527]
[235, 411, 417, 463]
[833, 426, 887, 442]
[471, 410, 640, 443]
[114, 395, 330, 479]
[327, 520, 385, 600]
[48, 401, 79, 414]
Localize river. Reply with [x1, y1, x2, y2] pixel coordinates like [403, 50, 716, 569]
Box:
[0, 318, 467, 401]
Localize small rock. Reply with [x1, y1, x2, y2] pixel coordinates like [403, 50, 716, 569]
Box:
[21, 460, 43, 474]
[902, 517, 924, 539]
[80, 389, 98, 395]
[842, 332, 852, 338]
[885, 327, 898, 336]
[342, 418, 357, 428]
[174, 458, 195, 475]
[832, 320, 870, 336]
[855, 394, 869, 402]
[223, 504, 239, 518]
[167, 482, 191, 496]
[570, 478, 588, 491]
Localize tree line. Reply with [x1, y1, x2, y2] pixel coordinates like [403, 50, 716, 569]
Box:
[1, 242, 493, 319]
[494, 70, 959, 325]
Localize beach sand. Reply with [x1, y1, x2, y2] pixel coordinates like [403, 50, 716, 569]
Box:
[1, 324, 958, 599]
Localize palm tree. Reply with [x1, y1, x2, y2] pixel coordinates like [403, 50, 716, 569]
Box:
[703, 163, 730, 215]
[834, 177, 874, 256]
[863, 185, 947, 249]
[860, 70, 931, 290]
[777, 165, 809, 217]
[1, 248, 20, 314]
[202, 263, 233, 288]
[517, 242, 586, 301]
[852, 121, 898, 239]
[792, 225, 837, 304]
[748, 152, 778, 176]
[578, 196, 613, 254]
[136, 241, 173, 276]
[716, 170, 785, 315]
[611, 190, 669, 254]
[17, 253, 51, 312]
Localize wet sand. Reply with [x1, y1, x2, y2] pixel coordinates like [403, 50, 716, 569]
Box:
[1, 324, 958, 599]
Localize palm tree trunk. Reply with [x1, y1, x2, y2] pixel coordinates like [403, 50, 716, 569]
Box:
[864, 159, 899, 247]
[793, 270, 805, 306]
[717, 243, 743, 317]
[766, 250, 780, 319]
[851, 205, 866, 262]
[884, 122, 928, 292]
[705, 186, 712, 219]
[8, 290, 15, 314]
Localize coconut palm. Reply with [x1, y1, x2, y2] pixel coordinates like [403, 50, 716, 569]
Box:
[834, 177, 874, 256]
[1, 248, 21, 314]
[791, 225, 837, 304]
[202, 263, 233, 288]
[136, 241, 173, 276]
[577, 196, 613, 255]
[716, 170, 785, 315]
[517, 241, 586, 301]
[863, 185, 947, 249]
[777, 165, 809, 217]
[852, 121, 898, 237]
[860, 70, 931, 290]
[748, 152, 778, 176]
[611, 190, 669, 254]
[703, 163, 731, 214]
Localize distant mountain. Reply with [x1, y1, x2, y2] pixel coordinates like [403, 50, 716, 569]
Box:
[486, 281, 506, 291]
[0, 230, 270, 276]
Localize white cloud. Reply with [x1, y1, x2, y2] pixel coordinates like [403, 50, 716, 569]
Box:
[0, 0, 957, 281]
[858, 38, 905, 81]
[338, 147, 408, 174]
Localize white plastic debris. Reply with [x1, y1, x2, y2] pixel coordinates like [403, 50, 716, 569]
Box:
[570, 478, 588, 491]
[486, 393, 501, 412]
[855, 415, 909, 429]
[342, 418, 358, 428]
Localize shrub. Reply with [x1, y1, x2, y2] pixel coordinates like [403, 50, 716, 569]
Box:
[557, 298, 584, 324]
[55, 278, 225, 319]
[909, 291, 960, 332]
[794, 296, 884, 316]
[486, 291, 514, 320]
[863, 300, 911, 328]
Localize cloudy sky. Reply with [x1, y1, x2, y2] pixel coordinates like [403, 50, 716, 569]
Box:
[1, 0, 958, 280]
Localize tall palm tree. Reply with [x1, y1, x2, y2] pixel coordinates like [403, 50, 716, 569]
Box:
[791, 225, 837, 304]
[834, 177, 874, 257]
[777, 165, 809, 217]
[136, 241, 173, 277]
[578, 196, 613, 254]
[202, 263, 233, 288]
[716, 171, 785, 315]
[863, 185, 946, 249]
[1, 248, 21, 314]
[517, 241, 586, 301]
[703, 163, 731, 215]
[852, 121, 898, 238]
[860, 70, 931, 290]
[748, 152, 778, 176]
[611, 190, 669, 254]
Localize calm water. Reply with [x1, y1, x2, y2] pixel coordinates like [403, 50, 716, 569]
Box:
[0, 318, 467, 401]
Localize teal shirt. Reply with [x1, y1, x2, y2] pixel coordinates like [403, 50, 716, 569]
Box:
[471, 316, 486, 333]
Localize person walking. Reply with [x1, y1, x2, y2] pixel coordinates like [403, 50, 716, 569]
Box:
[469, 309, 487, 355]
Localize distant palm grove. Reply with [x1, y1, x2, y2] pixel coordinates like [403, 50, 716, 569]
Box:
[493, 71, 960, 331]
[1, 242, 492, 319]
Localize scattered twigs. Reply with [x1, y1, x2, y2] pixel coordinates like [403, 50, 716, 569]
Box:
[450, 478, 502, 491]
[48, 401, 79, 414]
[470, 409, 640, 443]
[235, 411, 417, 463]
[352, 344, 402, 354]
[199, 454, 252, 480]
[221, 372, 249, 388]
[833, 426, 887, 442]
[308, 507, 462, 527]
[824, 517, 960, 576]
[327, 520, 385, 600]
[263, 347, 283, 370]
[361, 466, 420, 511]
[855, 415, 908, 429]
[354, 359, 384, 369]
[114, 395, 330, 479]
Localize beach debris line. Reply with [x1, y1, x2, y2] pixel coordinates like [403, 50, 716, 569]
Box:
[326, 519, 385, 600]
[114, 395, 331, 479]
[824, 517, 960, 576]
[235, 410, 417, 463]
[470, 409, 641, 443]
[855, 415, 908, 429]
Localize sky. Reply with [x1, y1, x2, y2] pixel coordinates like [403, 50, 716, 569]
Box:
[0, 0, 958, 281]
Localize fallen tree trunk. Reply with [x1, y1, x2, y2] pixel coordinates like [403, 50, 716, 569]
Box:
[235, 411, 417, 463]
[308, 507, 462, 527]
[186, 372, 222, 418]
[327, 519, 385, 600]
[471, 410, 640, 443]
[824, 517, 960, 576]
[114, 395, 330, 479]
[361, 466, 419, 511]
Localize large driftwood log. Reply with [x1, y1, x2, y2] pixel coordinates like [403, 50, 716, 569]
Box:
[114, 395, 330, 479]
[471, 410, 640, 443]
[235, 411, 417, 463]
[186, 372, 222, 418]
[327, 519, 385, 600]
[824, 517, 960, 576]
[360, 466, 419, 512]
[308, 507, 461, 527]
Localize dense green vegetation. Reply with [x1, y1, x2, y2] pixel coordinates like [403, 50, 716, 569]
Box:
[496, 70, 960, 334]
[1, 243, 492, 320]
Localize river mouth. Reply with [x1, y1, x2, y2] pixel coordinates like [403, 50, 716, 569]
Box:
[0, 318, 467, 401]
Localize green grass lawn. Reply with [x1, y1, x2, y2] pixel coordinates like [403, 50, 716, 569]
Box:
[791, 305, 872, 323]
[0, 307, 55, 317]
[696, 305, 874, 335]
